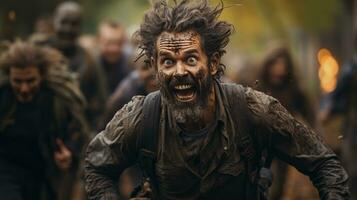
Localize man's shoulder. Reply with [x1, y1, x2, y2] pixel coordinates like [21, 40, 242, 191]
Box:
[104, 95, 146, 137]
[121, 95, 146, 116]
[221, 83, 276, 105]
[220, 83, 278, 117]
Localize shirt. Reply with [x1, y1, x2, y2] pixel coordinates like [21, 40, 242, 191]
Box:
[0, 87, 53, 173]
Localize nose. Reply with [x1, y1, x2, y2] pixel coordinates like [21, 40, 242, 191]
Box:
[175, 61, 188, 76]
[19, 83, 30, 93]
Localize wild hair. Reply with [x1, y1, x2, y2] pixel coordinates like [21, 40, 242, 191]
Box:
[0, 40, 64, 75]
[134, 0, 234, 78]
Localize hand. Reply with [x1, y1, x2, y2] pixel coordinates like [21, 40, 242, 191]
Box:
[54, 139, 72, 171]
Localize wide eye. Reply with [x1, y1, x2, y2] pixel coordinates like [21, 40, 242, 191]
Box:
[163, 59, 174, 67]
[186, 56, 198, 66]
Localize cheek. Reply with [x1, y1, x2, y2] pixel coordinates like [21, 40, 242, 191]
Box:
[158, 70, 169, 79]
[192, 66, 208, 80]
[31, 79, 42, 90]
[157, 68, 173, 79]
[156, 60, 175, 74]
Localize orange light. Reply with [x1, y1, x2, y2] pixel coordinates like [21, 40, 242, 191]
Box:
[317, 48, 339, 93]
[317, 48, 330, 64]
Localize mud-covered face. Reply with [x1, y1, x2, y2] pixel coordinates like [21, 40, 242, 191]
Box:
[155, 31, 216, 111]
[9, 66, 42, 103]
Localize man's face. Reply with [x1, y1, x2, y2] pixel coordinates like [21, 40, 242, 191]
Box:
[269, 57, 287, 86]
[155, 31, 215, 116]
[54, 10, 81, 48]
[9, 66, 42, 103]
[99, 26, 126, 64]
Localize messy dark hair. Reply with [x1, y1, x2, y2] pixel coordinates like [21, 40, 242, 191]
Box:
[134, 0, 234, 78]
[0, 40, 63, 75]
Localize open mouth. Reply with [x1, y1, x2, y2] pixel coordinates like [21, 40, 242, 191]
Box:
[173, 84, 196, 102]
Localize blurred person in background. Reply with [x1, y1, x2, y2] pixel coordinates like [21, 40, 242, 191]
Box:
[257, 45, 315, 126]
[32, 1, 107, 132]
[320, 34, 357, 200]
[0, 41, 88, 200]
[257, 45, 318, 200]
[28, 15, 55, 46]
[95, 20, 132, 100]
[99, 58, 158, 130]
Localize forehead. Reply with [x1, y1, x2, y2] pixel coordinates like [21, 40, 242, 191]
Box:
[10, 66, 41, 78]
[57, 10, 81, 22]
[100, 26, 124, 40]
[156, 31, 203, 54]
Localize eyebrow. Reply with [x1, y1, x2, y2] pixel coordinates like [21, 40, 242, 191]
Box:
[182, 49, 199, 55]
[158, 51, 174, 57]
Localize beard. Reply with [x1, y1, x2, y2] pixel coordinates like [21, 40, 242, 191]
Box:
[14, 87, 40, 104]
[158, 69, 213, 124]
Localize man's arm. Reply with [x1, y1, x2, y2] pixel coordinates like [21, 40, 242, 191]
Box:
[245, 88, 350, 199]
[84, 96, 145, 200]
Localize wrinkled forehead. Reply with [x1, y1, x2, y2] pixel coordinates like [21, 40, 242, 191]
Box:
[156, 31, 203, 55]
[10, 66, 41, 78]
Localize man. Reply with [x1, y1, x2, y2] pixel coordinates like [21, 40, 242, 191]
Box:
[0, 41, 88, 200]
[34, 1, 107, 131]
[96, 21, 132, 97]
[85, 1, 349, 199]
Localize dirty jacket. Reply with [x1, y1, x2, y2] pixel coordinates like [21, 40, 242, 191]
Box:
[85, 82, 349, 200]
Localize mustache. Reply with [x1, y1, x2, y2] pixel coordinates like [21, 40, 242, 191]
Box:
[168, 74, 197, 89]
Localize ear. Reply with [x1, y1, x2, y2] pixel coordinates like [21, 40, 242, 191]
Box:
[210, 52, 220, 76]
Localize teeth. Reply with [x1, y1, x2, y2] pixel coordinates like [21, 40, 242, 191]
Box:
[174, 84, 192, 90]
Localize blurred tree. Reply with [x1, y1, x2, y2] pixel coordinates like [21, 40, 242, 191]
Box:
[215, 0, 342, 53]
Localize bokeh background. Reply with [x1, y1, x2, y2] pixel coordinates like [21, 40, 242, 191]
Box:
[1, 0, 355, 96]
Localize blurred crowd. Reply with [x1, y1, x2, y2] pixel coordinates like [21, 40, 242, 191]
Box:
[0, 1, 356, 200]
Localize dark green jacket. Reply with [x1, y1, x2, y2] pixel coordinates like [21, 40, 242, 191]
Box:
[85, 82, 349, 200]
